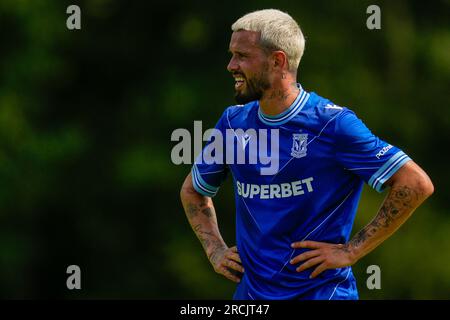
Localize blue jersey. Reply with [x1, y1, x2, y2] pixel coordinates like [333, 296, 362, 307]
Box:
[191, 85, 411, 300]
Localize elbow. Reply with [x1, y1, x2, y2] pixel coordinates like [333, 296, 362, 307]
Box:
[410, 168, 434, 200]
[180, 177, 190, 202]
[180, 172, 198, 202]
[180, 184, 186, 202]
[390, 161, 434, 200]
[418, 175, 434, 199]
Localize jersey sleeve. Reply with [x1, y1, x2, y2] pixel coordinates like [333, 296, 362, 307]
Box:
[334, 109, 412, 192]
[191, 109, 229, 197]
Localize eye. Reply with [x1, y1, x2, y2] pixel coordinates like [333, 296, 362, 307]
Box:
[229, 51, 246, 60]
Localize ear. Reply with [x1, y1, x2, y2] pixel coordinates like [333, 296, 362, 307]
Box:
[271, 50, 288, 70]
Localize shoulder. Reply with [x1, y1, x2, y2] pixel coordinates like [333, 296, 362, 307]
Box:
[299, 91, 372, 139]
[301, 91, 351, 126]
[221, 101, 258, 127]
[309, 92, 346, 116]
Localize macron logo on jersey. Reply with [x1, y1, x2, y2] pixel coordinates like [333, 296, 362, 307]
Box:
[241, 133, 251, 149]
[236, 177, 314, 200]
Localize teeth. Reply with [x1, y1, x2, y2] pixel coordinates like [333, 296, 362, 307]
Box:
[234, 75, 245, 89]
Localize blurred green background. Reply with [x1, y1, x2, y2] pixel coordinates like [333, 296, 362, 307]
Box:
[0, 0, 448, 299]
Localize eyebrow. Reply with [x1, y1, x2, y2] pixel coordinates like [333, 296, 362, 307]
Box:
[228, 49, 247, 55]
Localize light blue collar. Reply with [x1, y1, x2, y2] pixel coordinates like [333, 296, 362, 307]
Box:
[258, 84, 310, 126]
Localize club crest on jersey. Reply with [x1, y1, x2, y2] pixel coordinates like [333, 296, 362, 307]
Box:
[291, 133, 308, 158]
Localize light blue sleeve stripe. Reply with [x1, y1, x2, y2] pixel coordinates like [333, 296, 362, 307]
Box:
[193, 165, 219, 193]
[374, 154, 407, 187]
[373, 155, 411, 192]
[192, 176, 215, 197]
[192, 169, 216, 197]
[368, 151, 405, 187]
[192, 166, 215, 195]
[191, 165, 218, 197]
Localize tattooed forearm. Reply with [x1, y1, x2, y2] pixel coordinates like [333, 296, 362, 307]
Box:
[193, 224, 226, 263]
[183, 197, 226, 258]
[348, 185, 420, 258]
[180, 173, 229, 264]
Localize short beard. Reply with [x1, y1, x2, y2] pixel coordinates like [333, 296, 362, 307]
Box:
[234, 65, 270, 105]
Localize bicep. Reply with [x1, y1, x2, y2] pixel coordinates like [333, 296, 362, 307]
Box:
[181, 172, 194, 192]
[335, 110, 411, 192]
[181, 172, 213, 203]
[385, 160, 434, 195]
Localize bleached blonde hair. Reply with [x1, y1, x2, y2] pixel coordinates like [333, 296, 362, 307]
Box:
[231, 9, 305, 72]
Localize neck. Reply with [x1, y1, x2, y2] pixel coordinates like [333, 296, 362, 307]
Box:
[259, 79, 300, 116]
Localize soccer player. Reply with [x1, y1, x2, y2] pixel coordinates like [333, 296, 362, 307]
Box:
[180, 9, 434, 299]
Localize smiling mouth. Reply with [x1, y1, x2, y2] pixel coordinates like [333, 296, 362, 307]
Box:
[234, 75, 246, 90]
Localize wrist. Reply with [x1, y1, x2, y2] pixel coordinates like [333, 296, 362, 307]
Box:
[345, 242, 363, 264]
[206, 243, 227, 262]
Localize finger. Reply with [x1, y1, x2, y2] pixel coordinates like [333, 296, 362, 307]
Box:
[290, 250, 320, 265]
[310, 263, 329, 279]
[230, 246, 238, 253]
[228, 252, 242, 264]
[225, 259, 245, 273]
[296, 256, 324, 273]
[221, 267, 241, 283]
[291, 240, 324, 249]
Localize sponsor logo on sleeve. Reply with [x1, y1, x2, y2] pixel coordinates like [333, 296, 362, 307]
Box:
[376, 144, 393, 159]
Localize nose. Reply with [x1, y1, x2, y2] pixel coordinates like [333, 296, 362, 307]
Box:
[227, 56, 238, 73]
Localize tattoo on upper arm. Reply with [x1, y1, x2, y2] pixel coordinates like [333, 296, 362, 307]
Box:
[185, 199, 209, 219]
[202, 207, 213, 218]
[186, 203, 198, 219]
